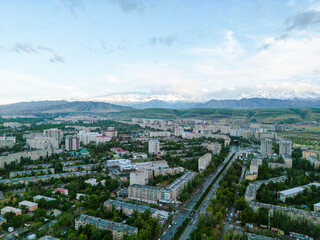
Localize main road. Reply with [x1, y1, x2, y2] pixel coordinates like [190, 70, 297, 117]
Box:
[161, 148, 239, 240]
[178, 150, 240, 240]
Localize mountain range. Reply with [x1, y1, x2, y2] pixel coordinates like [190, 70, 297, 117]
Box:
[0, 101, 129, 115]
[0, 97, 320, 116]
[123, 98, 320, 109]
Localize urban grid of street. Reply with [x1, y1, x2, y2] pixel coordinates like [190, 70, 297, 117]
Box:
[160, 148, 239, 240]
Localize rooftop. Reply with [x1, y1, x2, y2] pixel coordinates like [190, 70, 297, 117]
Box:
[104, 199, 157, 214]
[19, 200, 37, 207]
[77, 214, 138, 234]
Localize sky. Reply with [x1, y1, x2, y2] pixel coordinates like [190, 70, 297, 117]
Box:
[1, 0, 320, 104]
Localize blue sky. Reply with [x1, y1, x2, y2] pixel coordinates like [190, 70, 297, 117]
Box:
[1, 0, 320, 104]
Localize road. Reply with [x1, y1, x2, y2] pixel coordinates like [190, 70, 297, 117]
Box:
[178, 150, 240, 240]
[160, 148, 239, 240]
[219, 164, 246, 239]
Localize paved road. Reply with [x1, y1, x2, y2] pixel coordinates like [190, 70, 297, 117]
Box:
[160, 149, 238, 240]
[178, 151, 240, 240]
[220, 164, 246, 239]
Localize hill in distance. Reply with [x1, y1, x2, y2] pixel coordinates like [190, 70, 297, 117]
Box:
[115, 107, 320, 123]
[0, 100, 130, 115]
[125, 98, 320, 109]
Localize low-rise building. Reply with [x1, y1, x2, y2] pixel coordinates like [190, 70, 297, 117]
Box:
[53, 188, 69, 196]
[75, 214, 138, 240]
[244, 176, 287, 201]
[39, 236, 60, 240]
[278, 183, 320, 202]
[33, 195, 56, 202]
[134, 160, 169, 170]
[110, 147, 129, 156]
[1, 206, 22, 215]
[106, 159, 134, 171]
[18, 200, 38, 212]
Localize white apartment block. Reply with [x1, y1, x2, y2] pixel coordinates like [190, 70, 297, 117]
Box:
[26, 136, 59, 150]
[174, 127, 184, 137]
[203, 142, 222, 155]
[43, 128, 63, 143]
[279, 140, 292, 156]
[130, 170, 150, 185]
[260, 138, 273, 156]
[0, 135, 16, 148]
[130, 167, 184, 185]
[148, 140, 160, 154]
[150, 131, 171, 138]
[198, 153, 212, 171]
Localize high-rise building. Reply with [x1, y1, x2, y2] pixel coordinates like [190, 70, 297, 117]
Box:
[148, 140, 160, 154]
[65, 135, 80, 151]
[279, 140, 292, 156]
[260, 138, 273, 156]
[43, 128, 63, 143]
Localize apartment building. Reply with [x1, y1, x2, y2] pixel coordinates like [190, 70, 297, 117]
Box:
[0, 135, 16, 148]
[134, 160, 169, 170]
[43, 128, 63, 143]
[150, 131, 171, 138]
[166, 171, 196, 200]
[104, 199, 158, 218]
[10, 168, 55, 178]
[174, 127, 184, 137]
[148, 140, 160, 154]
[62, 163, 99, 172]
[0, 171, 95, 185]
[198, 153, 212, 172]
[279, 140, 292, 156]
[278, 183, 320, 202]
[65, 135, 80, 151]
[75, 214, 138, 240]
[130, 170, 150, 185]
[26, 136, 59, 150]
[128, 184, 163, 204]
[260, 138, 273, 156]
[101, 127, 118, 138]
[130, 167, 184, 185]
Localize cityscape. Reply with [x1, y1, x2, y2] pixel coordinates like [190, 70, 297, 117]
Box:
[2, 1, 320, 240]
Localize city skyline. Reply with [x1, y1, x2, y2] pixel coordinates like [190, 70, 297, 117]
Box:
[1, 0, 320, 104]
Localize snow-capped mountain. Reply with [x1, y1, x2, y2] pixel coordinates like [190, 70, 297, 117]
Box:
[87, 90, 320, 109]
[237, 90, 320, 100]
[90, 94, 200, 105]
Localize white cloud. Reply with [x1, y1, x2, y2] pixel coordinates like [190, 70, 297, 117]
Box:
[186, 31, 320, 98]
[0, 69, 89, 104]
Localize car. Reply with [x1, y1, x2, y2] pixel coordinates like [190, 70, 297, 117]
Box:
[168, 225, 171, 228]
[162, 232, 166, 236]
